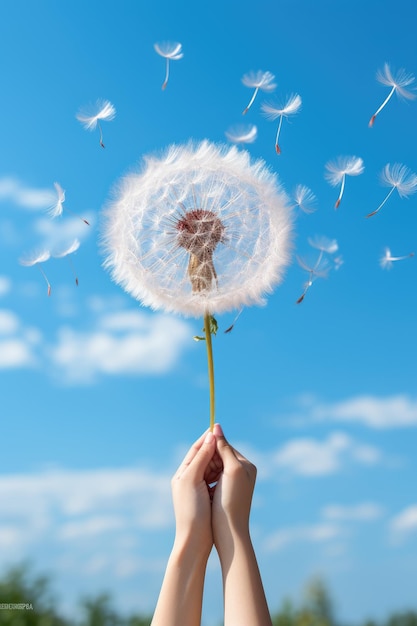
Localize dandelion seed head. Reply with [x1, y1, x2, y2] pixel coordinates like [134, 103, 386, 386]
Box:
[102, 141, 294, 317]
[242, 70, 276, 91]
[376, 63, 416, 100]
[154, 41, 183, 60]
[225, 124, 258, 144]
[308, 235, 339, 255]
[19, 250, 51, 266]
[261, 93, 302, 120]
[293, 184, 316, 214]
[53, 239, 80, 258]
[47, 182, 65, 218]
[324, 156, 365, 186]
[380, 163, 417, 198]
[76, 99, 116, 130]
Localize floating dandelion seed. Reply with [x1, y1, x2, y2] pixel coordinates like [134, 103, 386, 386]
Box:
[296, 255, 330, 304]
[53, 239, 80, 286]
[296, 235, 339, 304]
[154, 41, 183, 90]
[325, 156, 364, 208]
[292, 184, 317, 214]
[366, 163, 417, 218]
[225, 124, 258, 144]
[20, 250, 52, 296]
[369, 63, 416, 127]
[380, 247, 415, 269]
[261, 93, 302, 154]
[48, 182, 90, 225]
[102, 141, 293, 430]
[241, 70, 276, 115]
[76, 99, 116, 148]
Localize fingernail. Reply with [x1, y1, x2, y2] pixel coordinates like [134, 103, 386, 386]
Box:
[204, 431, 215, 443]
[213, 423, 224, 436]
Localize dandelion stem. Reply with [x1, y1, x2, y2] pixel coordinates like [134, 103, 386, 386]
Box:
[366, 185, 396, 218]
[162, 58, 169, 90]
[335, 175, 345, 209]
[204, 312, 216, 432]
[243, 87, 259, 115]
[369, 85, 396, 127]
[275, 116, 283, 154]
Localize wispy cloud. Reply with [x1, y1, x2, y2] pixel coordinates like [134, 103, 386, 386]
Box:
[389, 504, 417, 542]
[0, 276, 11, 297]
[289, 394, 417, 429]
[0, 304, 193, 382]
[48, 310, 193, 383]
[264, 522, 342, 552]
[322, 502, 384, 521]
[0, 176, 54, 210]
[272, 432, 381, 477]
[0, 464, 172, 565]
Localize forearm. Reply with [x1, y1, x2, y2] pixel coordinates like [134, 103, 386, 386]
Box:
[151, 539, 211, 626]
[217, 530, 272, 626]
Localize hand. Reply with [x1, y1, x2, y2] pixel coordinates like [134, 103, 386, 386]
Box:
[211, 424, 257, 548]
[171, 430, 222, 556]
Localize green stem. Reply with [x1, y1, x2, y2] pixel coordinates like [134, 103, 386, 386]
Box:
[204, 313, 216, 432]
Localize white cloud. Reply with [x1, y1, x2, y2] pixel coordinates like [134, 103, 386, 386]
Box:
[0, 338, 36, 368]
[272, 432, 381, 476]
[264, 522, 342, 552]
[48, 310, 192, 382]
[389, 504, 417, 541]
[0, 309, 20, 334]
[0, 276, 11, 297]
[0, 176, 54, 210]
[322, 502, 384, 521]
[298, 394, 417, 429]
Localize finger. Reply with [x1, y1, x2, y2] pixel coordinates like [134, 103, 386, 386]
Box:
[174, 429, 210, 478]
[213, 423, 240, 467]
[185, 431, 217, 480]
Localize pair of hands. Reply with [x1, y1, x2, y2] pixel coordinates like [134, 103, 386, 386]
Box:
[171, 423, 257, 557]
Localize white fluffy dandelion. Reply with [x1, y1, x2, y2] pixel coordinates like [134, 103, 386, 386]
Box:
[380, 247, 415, 269]
[154, 41, 183, 90]
[369, 63, 416, 127]
[19, 250, 52, 296]
[76, 99, 116, 148]
[225, 124, 258, 144]
[325, 156, 364, 209]
[48, 182, 90, 225]
[241, 70, 276, 115]
[366, 163, 417, 218]
[261, 93, 302, 154]
[102, 140, 293, 429]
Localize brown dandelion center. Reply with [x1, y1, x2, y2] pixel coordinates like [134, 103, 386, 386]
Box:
[176, 209, 225, 293]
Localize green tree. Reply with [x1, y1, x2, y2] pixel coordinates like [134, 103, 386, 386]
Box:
[0, 563, 69, 626]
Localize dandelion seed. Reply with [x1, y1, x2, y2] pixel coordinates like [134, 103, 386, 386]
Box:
[308, 234, 339, 255]
[102, 140, 294, 430]
[369, 63, 416, 127]
[225, 124, 258, 144]
[154, 41, 183, 90]
[366, 163, 417, 218]
[292, 184, 317, 214]
[53, 239, 80, 286]
[334, 255, 344, 270]
[20, 250, 52, 296]
[380, 247, 414, 269]
[296, 235, 339, 304]
[296, 254, 330, 304]
[325, 156, 364, 209]
[224, 309, 243, 334]
[261, 93, 302, 154]
[241, 70, 276, 115]
[76, 99, 116, 148]
[48, 182, 90, 225]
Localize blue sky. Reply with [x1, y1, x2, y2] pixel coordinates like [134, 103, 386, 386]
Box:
[0, 0, 417, 623]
